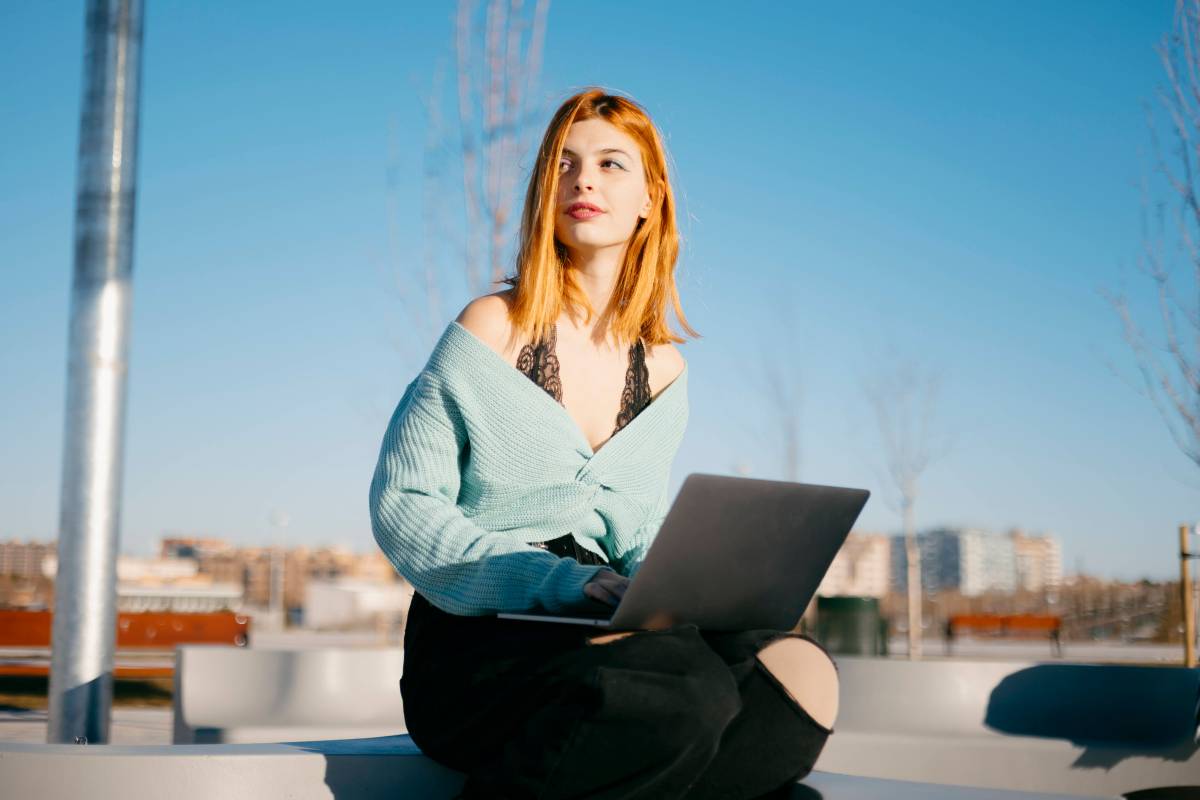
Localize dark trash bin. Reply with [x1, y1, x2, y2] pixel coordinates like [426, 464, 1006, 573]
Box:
[816, 596, 885, 656]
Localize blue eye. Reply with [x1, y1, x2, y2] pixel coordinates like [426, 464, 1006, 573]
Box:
[558, 157, 626, 171]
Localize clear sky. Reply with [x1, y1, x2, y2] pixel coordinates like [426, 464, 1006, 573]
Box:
[1, 1, 1189, 580]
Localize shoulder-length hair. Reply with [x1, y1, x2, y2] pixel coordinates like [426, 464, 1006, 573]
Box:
[500, 88, 699, 348]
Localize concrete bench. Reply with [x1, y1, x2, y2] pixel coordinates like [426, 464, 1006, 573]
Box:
[169, 644, 1198, 795]
[817, 657, 1200, 796]
[0, 735, 1111, 799]
[172, 645, 406, 743]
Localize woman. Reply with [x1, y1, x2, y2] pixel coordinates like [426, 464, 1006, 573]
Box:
[369, 88, 839, 800]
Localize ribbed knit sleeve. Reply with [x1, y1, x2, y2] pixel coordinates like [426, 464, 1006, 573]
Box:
[609, 477, 671, 580]
[369, 371, 613, 616]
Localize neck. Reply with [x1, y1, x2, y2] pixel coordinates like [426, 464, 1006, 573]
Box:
[564, 244, 626, 341]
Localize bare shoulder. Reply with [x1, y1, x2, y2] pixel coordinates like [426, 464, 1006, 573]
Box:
[454, 290, 520, 360]
[645, 341, 687, 398]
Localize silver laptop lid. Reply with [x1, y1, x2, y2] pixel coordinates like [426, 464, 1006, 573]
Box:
[610, 473, 870, 631]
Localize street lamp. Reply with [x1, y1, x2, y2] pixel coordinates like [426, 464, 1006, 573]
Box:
[269, 509, 290, 630]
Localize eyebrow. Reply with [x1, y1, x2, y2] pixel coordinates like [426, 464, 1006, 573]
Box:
[561, 147, 635, 160]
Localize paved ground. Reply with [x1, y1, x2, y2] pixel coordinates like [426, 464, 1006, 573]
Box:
[0, 707, 172, 745]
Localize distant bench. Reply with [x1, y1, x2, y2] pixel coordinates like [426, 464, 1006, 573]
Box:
[945, 614, 1062, 656]
[0, 609, 248, 678]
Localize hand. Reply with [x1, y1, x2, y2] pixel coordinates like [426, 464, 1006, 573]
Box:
[583, 569, 630, 607]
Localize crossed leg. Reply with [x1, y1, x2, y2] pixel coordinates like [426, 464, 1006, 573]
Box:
[589, 630, 839, 731]
[435, 625, 836, 799]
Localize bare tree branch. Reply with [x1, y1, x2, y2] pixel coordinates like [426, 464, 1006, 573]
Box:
[761, 351, 802, 482]
[863, 354, 952, 660]
[457, 0, 484, 295]
[385, 0, 552, 371]
[1107, 0, 1200, 473]
[749, 288, 804, 482]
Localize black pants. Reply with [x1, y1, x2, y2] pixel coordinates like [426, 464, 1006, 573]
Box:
[400, 592, 836, 799]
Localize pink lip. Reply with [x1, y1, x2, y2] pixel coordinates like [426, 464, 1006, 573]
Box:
[566, 203, 603, 220]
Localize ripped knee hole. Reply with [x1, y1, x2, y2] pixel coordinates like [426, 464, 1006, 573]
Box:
[755, 637, 840, 730]
[587, 631, 637, 646]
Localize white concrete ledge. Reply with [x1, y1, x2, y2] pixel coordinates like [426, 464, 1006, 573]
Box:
[162, 647, 1199, 796]
[0, 735, 461, 800]
[0, 735, 1114, 800]
[172, 646, 406, 744]
[814, 656, 1200, 797]
[818, 730, 1199, 797]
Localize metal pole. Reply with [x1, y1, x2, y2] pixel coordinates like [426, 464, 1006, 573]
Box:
[47, 0, 145, 744]
[1182, 525, 1196, 669]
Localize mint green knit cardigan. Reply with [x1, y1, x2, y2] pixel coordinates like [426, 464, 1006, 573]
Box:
[369, 320, 689, 616]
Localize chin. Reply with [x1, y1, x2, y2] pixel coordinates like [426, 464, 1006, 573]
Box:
[557, 233, 594, 250]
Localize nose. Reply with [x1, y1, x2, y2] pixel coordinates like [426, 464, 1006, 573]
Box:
[573, 161, 597, 192]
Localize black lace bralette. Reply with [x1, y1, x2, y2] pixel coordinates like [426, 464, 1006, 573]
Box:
[515, 322, 652, 437]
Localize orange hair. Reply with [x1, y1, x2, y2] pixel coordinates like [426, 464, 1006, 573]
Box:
[500, 88, 699, 348]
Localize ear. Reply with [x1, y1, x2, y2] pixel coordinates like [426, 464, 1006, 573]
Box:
[639, 188, 653, 219]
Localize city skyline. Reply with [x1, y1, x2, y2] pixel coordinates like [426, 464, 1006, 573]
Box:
[1, 2, 1192, 581]
[0, 524, 1069, 589]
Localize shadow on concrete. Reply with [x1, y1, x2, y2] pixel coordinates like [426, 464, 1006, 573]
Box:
[1123, 788, 1200, 800]
[985, 664, 1199, 769]
[288, 734, 463, 799]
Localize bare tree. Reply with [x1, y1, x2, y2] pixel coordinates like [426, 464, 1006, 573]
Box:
[864, 357, 951, 660]
[385, 0, 552, 368]
[1106, 0, 1200, 473]
[738, 291, 804, 483]
[763, 358, 803, 482]
[456, 0, 551, 293]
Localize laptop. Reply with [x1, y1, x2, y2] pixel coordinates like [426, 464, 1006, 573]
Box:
[497, 473, 870, 631]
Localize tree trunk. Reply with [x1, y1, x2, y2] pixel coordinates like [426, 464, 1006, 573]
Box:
[904, 494, 922, 660]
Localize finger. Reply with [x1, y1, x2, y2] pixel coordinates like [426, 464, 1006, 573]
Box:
[596, 587, 621, 605]
[585, 583, 619, 606]
[606, 575, 630, 594]
[598, 573, 625, 592]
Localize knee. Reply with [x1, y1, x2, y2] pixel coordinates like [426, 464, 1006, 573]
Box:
[681, 659, 741, 725]
[657, 668, 741, 755]
[599, 632, 741, 746]
[755, 635, 839, 732]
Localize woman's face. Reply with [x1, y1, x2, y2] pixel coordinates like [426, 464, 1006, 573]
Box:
[554, 118, 652, 259]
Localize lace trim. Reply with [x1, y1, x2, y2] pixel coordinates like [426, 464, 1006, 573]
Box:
[515, 323, 651, 434]
[515, 322, 562, 402]
[615, 338, 650, 433]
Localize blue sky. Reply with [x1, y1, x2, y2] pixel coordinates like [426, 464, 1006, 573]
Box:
[1, 1, 1190, 580]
